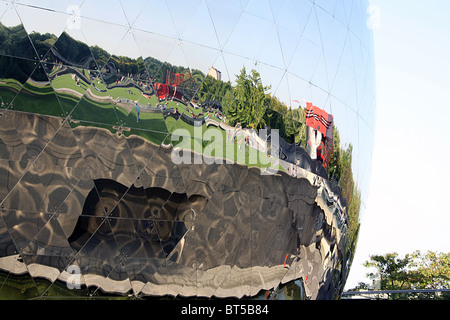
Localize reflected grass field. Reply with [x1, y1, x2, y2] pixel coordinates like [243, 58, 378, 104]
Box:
[1, 77, 287, 172]
[0, 270, 130, 300]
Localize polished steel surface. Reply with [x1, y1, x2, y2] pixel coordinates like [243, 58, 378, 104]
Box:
[0, 0, 375, 299]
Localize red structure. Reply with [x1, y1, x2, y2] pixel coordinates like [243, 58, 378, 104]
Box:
[305, 102, 333, 139]
[154, 83, 182, 101]
[305, 102, 334, 170]
[153, 70, 186, 101]
[166, 70, 184, 86]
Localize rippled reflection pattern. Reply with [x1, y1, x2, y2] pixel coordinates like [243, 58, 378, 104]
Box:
[0, 0, 375, 299]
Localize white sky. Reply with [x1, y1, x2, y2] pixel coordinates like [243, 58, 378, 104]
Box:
[345, 0, 450, 290]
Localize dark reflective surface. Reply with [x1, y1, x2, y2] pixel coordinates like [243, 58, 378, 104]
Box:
[0, 0, 375, 299]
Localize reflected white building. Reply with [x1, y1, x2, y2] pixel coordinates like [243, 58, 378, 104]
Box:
[207, 67, 222, 81]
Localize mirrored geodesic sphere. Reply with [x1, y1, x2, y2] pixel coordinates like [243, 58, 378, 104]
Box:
[0, 0, 375, 300]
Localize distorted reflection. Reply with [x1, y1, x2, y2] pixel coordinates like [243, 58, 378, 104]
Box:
[69, 180, 205, 261]
[0, 0, 375, 300]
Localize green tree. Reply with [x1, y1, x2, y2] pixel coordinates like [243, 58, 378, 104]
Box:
[326, 132, 361, 264]
[198, 65, 304, 144]
[290, 107, 306, 145]
[409, 251, 450, 290]
[355, 251, 450, 299]
[328, 126, 342, 181]
[364, 252, 412, 291]
[198, 74, 231, 103]
[223, 67, 269, 129]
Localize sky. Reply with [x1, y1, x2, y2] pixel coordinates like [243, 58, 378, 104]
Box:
[344, 0, 450, 290]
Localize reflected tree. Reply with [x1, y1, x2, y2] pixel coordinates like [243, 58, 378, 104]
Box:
[198, 74, 232, 103]
[327, 127, 361, 262]
[222, 67, 268, 130]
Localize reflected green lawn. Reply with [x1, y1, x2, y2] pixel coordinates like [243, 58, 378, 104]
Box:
[1, 77, 284, 171]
